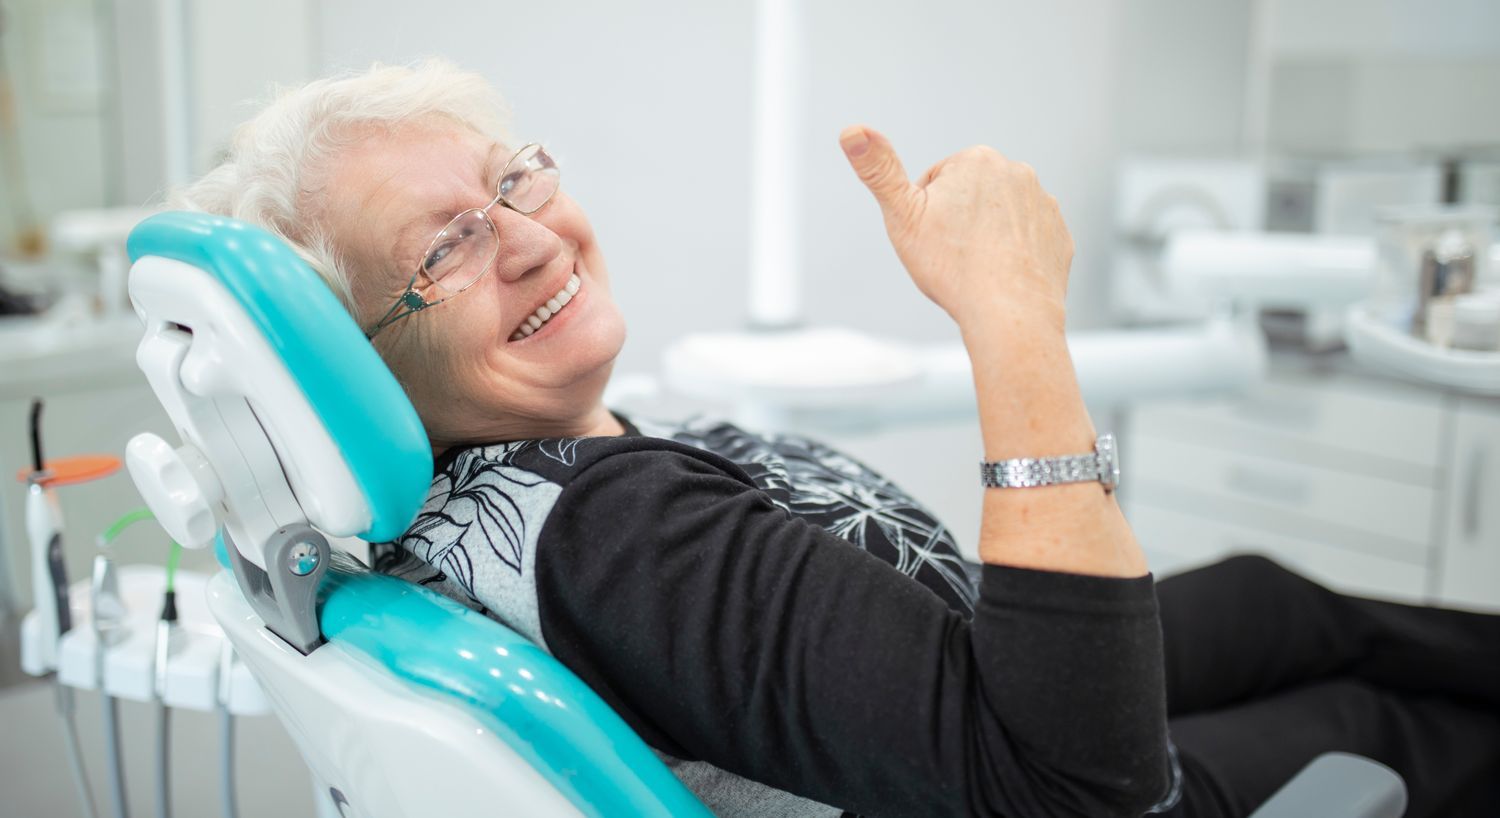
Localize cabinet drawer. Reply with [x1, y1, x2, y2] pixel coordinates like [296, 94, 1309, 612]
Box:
[1130, 434, 1437, 548]
[1435, 400, 1500, 612]
[1131, 378, 1444, 472]
[1126, 501, 1428, 603]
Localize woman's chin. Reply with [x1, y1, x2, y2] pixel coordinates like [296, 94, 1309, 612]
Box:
[498, 307, 626, 394]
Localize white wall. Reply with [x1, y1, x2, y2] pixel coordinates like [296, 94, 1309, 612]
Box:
[317, 0, 756, 377]
[1263, 0, 1500, 155]
[0, 0, 110, 250]
[315, 0, 1175, 366]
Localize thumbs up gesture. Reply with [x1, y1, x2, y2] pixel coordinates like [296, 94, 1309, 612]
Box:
[840, 126, 1073, 335]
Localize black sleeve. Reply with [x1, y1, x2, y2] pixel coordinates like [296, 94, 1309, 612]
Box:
[535, 449, 1172, 818]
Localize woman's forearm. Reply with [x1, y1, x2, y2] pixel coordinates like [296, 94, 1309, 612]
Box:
[963, 312, 1149, 577]
[835, 126, 1148, 577]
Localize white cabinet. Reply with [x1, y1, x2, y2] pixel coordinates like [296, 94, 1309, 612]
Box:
[1122, 355, 1500, 610]
[1435, 401, 1500, 611]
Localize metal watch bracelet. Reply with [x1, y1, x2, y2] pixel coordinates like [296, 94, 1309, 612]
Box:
[979, 433, 1119, 493]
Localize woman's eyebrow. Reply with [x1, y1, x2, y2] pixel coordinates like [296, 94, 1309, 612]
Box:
[391, 208, 456, 270]
[480, 142, 506, 189]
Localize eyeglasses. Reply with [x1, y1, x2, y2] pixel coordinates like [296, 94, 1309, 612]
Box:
[364, 142, 560, 339]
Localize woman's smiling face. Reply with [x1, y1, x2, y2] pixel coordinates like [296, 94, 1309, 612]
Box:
[321, 118, 627, 449]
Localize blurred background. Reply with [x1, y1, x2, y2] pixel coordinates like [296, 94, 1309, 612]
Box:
[1, 0, 1498, 815]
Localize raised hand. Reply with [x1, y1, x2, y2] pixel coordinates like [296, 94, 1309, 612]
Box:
[839, 125, 1073, 335]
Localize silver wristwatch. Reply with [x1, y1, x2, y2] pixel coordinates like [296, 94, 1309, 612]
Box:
[979, 433, 1119, 493]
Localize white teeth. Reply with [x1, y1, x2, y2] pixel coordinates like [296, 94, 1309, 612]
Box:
[510, 272, 583, 341]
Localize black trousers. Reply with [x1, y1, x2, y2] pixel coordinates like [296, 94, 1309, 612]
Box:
[1156, 555, 1500, 818]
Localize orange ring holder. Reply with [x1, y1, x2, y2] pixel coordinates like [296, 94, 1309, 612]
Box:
[17, 455, 123, 488]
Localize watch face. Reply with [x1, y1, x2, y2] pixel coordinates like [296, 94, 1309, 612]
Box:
[1097, 433, 1120, 491]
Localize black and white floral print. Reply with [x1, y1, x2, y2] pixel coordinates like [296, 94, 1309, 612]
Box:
[389, 416, 982, 631]
[646, 417, 981, 615]
[391, 440, 569, 645]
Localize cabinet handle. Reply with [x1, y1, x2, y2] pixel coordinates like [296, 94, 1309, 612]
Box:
[1463, 447, 1485, 541]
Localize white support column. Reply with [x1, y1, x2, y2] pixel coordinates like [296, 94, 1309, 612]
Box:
[748, 0, 805, 329]
[157, 0, 194, 189]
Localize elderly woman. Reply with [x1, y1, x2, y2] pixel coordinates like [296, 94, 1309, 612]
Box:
[177, 61, 1499, 818]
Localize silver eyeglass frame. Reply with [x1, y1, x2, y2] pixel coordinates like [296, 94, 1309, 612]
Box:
[363, 142, 557, 340]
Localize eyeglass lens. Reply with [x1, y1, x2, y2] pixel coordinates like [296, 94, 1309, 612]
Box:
[499, 144, 559, 214]
[420, 144, 560, 294]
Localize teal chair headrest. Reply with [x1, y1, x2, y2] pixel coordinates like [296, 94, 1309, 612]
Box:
[126, 211, 432, 541]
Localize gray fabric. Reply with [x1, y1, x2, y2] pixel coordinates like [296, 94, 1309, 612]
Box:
[660, 752, 840, 817]
[1248, 753, 1407, 818]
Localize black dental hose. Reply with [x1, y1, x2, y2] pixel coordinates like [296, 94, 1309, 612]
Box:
[153, 531, 184, 816]
[155, 564, 179, 818]
[30, 398, 44, 472]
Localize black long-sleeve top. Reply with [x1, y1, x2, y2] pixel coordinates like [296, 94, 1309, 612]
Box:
[378, 415, 1178, 817]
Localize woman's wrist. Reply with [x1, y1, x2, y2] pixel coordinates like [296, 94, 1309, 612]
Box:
[957, 303, 1072, 377]
[952, 289, 1068, 345]
[959, 302, 1095, 460]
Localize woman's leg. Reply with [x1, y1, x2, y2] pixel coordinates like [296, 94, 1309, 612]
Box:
[1163, 678, 1500, 818]
[1155, 554, 1500, 716]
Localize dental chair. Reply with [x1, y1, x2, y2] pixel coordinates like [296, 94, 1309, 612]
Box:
[120, 211, 1407, 818]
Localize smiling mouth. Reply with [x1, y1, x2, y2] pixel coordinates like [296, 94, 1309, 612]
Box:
[509, 272, 582, 341]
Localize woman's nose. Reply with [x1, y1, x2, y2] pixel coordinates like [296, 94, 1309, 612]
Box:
[489, 206, 563, 283]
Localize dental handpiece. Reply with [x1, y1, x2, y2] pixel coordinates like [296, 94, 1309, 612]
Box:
[26, 399, 70, 671]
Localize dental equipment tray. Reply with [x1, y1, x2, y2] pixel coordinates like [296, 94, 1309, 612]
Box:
[1346, 303, 1500, 396]
[19, 566, 269, 715]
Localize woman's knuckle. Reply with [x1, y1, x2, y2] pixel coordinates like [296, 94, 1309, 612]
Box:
[959, 145, 996, 164]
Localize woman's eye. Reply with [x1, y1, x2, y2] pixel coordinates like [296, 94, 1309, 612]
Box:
[499, 171, 523, 198]
[425, 242, 456, 270]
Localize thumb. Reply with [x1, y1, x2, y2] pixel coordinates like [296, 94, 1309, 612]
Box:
[839, 125, 916, 225]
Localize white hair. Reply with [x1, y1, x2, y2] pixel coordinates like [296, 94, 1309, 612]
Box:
[171, 59, 513, 314]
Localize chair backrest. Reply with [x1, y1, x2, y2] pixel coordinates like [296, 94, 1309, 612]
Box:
[126, 212, 711, 818]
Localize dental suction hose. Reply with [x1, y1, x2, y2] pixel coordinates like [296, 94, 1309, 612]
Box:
[92, 556, 128, 818]
[94, 509, 158, 818]
[56, 685, 100, 818]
